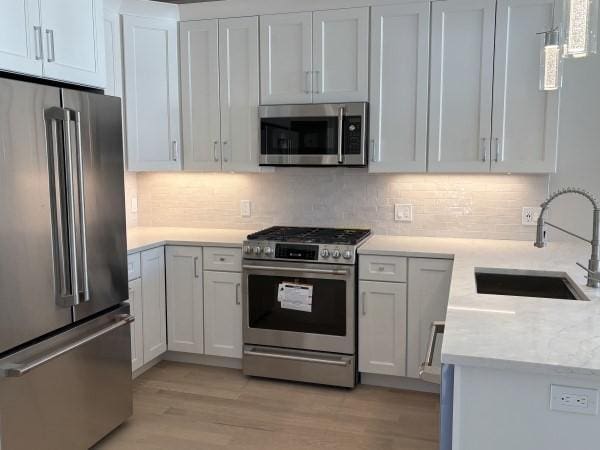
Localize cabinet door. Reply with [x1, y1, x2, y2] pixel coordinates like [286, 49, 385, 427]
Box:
[219, 17, 261, 172]
[127, 278, 144, 372]
[313, 8, 369, 103]
[103, 9, 122, 97]
[203, 271, 242, 359]
[407, 258, 453, 379]
[0, 0, 42, 77]
[141, 247, 167, 363]
[428, 0, 496, 172]
[39, 0, 105, 87]
[123, 15, 181, 172]
[260, 12, 312, 104]
[180, 20, 222, 172]
[369, 4, 429, 173]
[166, 246, 204, 354]
[491, 0, 560, 173]
[358, 281, 407, 376]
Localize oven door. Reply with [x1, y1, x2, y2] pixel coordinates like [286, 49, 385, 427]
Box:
[242, 260, 355, 355]
[259, 103, 367, 166]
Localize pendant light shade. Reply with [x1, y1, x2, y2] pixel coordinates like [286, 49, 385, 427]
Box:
[539, 29, 563, 91]
[564, 0, 598, 57]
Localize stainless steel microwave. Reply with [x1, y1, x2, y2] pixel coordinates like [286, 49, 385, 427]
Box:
[259, 102, 368, 166]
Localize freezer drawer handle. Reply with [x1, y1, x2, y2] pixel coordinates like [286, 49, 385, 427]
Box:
[244, 349, 350, 367]
[0, 315, 134, 378]
[419, 321, 445, 384]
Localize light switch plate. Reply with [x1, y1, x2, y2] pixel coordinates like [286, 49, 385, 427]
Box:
[240, 200, 251, 218]
[550, 384, 599, 415]
[395, 204, 413, 222]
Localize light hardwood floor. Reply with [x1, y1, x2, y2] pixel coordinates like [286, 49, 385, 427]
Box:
[93, 361, 439, 450]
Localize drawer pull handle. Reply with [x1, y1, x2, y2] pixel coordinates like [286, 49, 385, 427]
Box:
[219, 257, 226, 262]
[378, 266, 385, 272]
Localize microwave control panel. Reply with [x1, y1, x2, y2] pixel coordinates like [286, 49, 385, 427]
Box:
[344, 116, 363, 155]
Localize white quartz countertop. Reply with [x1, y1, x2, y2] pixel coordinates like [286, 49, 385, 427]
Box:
[127, 227, 255, 254]
[360, 235, 600, 377]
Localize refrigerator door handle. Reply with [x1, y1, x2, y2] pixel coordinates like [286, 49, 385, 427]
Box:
[69, 108, 90, 302]
[44, 107, 79, 306]
[0, 314, 134, 377]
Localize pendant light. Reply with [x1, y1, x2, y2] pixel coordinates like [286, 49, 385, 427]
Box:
[539, 29, 563, 90]
[563, 0, 598, 58]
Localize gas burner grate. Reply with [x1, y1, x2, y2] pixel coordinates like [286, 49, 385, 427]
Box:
[247, 226, 371, 245]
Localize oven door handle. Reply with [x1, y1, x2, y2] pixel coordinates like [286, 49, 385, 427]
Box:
[242, 265, 349, 276]
[244, 349, 350, 367]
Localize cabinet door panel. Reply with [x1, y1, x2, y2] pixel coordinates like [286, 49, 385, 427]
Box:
[166, 246, 204, 354]
[103, 9, 122, 98]
[204, 271, 242, 359]
[260, 12, 312, 104]
[0, 0, 42, 77]
[358, 281, 407, 376]
[313, 8, 369, 103]
[429, 0, 495, 172]
[127, 278, 144, 372]
[123, 15, 180, 171]
[407, 258, 453, 379]
[369, 4, 429, 173]
[40, 0, 105, 87]
[180, 20, 222, 172]
[219, 17, 260, 172]
[491, 0, 560, 173]
[141, 247, 167, 363]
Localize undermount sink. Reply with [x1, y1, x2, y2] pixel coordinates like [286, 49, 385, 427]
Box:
[475, 269, 588, 301]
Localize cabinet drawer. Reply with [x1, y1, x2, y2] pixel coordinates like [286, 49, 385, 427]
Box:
[127, 252, 141, 281]
[203, 247, 242, 272]
[359, 255, 407, 282]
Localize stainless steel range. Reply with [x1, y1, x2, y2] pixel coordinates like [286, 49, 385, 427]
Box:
[241, 226, 371, 388]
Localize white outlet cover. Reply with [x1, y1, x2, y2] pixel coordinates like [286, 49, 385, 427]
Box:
[522, 206, 541, 226]
[550, 384, 599, 415]
[240, 200, 251, 218]
[395, 204, 413, 222]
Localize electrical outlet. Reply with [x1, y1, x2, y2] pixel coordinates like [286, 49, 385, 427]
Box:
[550, 385, 599, 415]
[395, 204, 413, 222]
[240, 200, 251, 218]
[131, 197, 138, 213]
[522, 206, 541, 226]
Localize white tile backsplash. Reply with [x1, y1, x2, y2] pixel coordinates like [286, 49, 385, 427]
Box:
[133, 168, 550, 240]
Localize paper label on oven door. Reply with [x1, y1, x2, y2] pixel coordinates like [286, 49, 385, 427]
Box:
[277, 282, 313, 313]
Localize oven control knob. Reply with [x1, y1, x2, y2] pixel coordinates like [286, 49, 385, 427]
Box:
[244, 245, 253, 254]
[332, 249, 341, 259]
[343, 250, 352, 260]
[253, 246, 262, 255]
[320, 249, 330, 258]
[264, 246, 273, 256]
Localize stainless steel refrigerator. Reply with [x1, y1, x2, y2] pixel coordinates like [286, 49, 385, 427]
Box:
[0, 78, 132, 449]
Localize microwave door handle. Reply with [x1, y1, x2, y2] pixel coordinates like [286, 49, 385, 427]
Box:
[337, 106, 344, 164]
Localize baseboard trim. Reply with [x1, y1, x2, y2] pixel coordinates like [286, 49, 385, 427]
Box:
[132, 355, 163, 379]
[360, 372, 440, 394]
[163, 351, 242, 370]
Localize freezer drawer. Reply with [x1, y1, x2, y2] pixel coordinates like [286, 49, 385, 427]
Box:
[0, 304, 133, 450]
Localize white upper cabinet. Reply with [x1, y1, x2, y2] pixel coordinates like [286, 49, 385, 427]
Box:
[123, 15, 181, 172]
[0, 0, 105, 87]
[369, 3, 429, 173]
[166, 246, 204, 354]
[39, 0, 105, 87]
[180, 17, 260, 173]
[0, 0, 42, 77]
[260, 12, 313, 105]
[203, 270, 243, 359]
[491, 0, 560, 173]
[406, 258, 453, 379]
[429, 0, 496, 172]
[219, 17, 261, 172]
[103, 8, 122, 98]
[180, 20, 221, 172]
[312, 8, 369, 103]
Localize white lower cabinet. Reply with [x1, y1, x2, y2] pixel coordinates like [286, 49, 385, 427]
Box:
[141, 247, 167, 364]
[203, 270, 243, 358]
[406, 258, 453, 379]
[358, 280, 407, 376]
[166, 246, 204, 354]
[127, 278, 143, 372]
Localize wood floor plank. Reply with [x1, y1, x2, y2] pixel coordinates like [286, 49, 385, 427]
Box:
[93, 361, 439, 450]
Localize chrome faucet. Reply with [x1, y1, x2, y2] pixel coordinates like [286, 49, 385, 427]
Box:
[534, 187, 600, 288]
